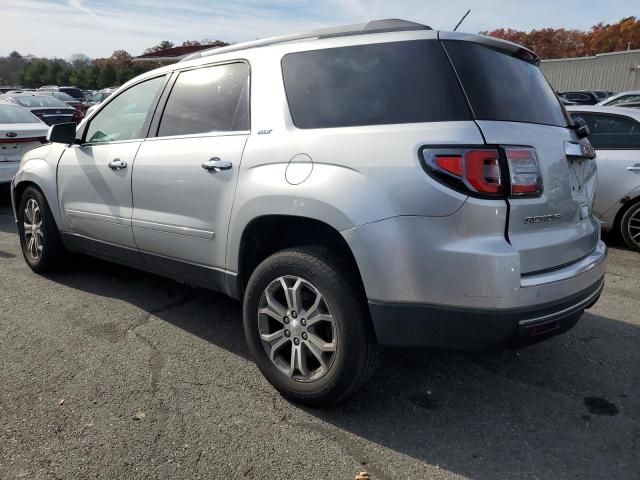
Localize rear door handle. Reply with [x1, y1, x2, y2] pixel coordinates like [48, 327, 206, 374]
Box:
[108, 159, 127, 170]
[626, 164, 640, 172]
[202, 157, 232, 173]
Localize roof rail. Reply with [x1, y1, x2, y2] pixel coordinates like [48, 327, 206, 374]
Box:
[180, 19, 431, 62]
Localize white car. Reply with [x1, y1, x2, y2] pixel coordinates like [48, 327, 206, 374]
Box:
[0, 104, 49, 184]
[597, 91, 640, 108]
[567, 105, 640, 251]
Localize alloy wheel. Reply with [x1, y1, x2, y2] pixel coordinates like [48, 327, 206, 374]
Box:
[23, 198, 43, 261]
[257, 275, 337, 382]
[626, 207, 640, 249]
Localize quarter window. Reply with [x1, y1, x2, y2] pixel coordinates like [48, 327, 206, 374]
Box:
[85, 76, 165, 144]
[281, 40, 471, 129]
[571, 113, 640, 149]
[157, 63, 249, 137]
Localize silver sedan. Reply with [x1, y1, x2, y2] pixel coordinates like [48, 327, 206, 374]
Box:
[567, 105, 640, 251]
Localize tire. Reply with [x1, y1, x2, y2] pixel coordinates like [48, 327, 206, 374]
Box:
[17, 186, 66, 273]
[243, 247, 378, 407]
[620, 200, 640, 252]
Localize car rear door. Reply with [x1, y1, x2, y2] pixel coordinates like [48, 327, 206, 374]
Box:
[57, 75, 167, 251]
[131, 62, 250, 282]
[570, 111, 640, 217]
[442, 37, 599, 274]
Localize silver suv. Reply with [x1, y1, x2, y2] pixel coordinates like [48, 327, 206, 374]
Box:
[10, 20, 607, 406]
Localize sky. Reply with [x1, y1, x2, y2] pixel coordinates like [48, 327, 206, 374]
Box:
[0, 0, 635, 59]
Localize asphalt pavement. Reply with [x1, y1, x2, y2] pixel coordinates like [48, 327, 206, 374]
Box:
[1, 186, 638, 480]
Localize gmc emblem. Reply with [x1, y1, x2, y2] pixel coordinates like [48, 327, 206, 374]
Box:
[524, 214, 561, 224]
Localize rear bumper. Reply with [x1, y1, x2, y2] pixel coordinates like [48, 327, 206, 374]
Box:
[369, 277, 604, 349]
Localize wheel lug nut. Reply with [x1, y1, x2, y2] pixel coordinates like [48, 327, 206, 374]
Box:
[301, 318, 306, 326]
[284, 330, 290, 337]
[291, 311, 298, 319]
[302, 332, 308, 340]
[283, 316, 289, 324]
[293, 337, 300, 345]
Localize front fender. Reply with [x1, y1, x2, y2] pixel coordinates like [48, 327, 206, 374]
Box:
[12, 153, 64, 228]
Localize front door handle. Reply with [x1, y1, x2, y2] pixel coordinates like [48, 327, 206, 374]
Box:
[202, 157, 232, 173]
[626, 164, 640, 172]
[108, 159, 127, 170]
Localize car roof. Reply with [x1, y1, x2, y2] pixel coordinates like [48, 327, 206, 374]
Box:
[566, 105, 640, 120]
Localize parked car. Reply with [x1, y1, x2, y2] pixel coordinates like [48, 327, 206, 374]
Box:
[10, 19, 607, 406]
[0, 86, 23, 94]
[0, 103, 48, 184]
[87, 88, 115, 106]
[558, 91, 600, 105]
[37, 85, 87, 102]
[598, 91, 640, 108]
[567, 105, 640, 251]
[38, 90, 88, 114]
[0, 94, 83, 125]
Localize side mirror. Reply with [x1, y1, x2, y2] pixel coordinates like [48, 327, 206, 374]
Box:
[47, 122, 77, 145]
[572, 117, 590, 139]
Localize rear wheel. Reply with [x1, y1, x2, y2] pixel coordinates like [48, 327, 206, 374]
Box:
[243, 247, 378, 406]
[17, 186, 66, 272]
[620, 200, 640, 252]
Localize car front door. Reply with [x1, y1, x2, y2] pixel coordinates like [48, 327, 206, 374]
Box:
[571, 112, 640, 217]
[131, 62, 250, 284]
[57, 76, 167, 252]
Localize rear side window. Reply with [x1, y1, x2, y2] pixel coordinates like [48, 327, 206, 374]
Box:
[571, 113, 640, 149]
[158, 62, 249, 137]
[444, 41, 567, 127]
[281, 40, 471, 129]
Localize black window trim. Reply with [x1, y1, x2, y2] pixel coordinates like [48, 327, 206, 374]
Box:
[570, 111, 640, 150]
[78, 73, 171, 146]
[149, 59, 251, 140]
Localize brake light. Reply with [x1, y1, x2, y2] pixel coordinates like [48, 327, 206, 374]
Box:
[424, 146, 542, 198]
[464, 150, 502, 194]
[505, 148, 543, 196]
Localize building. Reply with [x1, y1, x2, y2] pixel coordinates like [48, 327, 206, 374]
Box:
[541, 49, 640, 92]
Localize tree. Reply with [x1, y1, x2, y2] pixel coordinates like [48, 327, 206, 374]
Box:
[109, 50, 133, 69]
[143, 40, 175, 54]
[70, 53, 91, 68]
[98, 63, 117, 88]
[9, 51, 22, 59]
[181, 40, 201, 46]
[483, 16, 640, 59]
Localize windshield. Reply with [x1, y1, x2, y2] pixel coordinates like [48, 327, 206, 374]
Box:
[12, 95, 69, 109]
[444, 41, 568, 127]
[606, 94, 640, 106]
[0, 104, 41, 124]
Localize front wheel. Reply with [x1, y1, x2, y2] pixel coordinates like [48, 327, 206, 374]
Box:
[17, 186, 66, 272]
[620, 200, 640, 252]
[243, 247, 378, 407]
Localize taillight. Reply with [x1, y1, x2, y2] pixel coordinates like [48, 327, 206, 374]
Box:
[505, 148, 543, 196]
[422, 146, 542, 198]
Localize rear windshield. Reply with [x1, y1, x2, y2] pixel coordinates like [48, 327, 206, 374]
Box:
[443, 41, 567, 127]
[12, 95, 69, 109]
[0, 104, 40, 124]
[282, 40, 471, 129]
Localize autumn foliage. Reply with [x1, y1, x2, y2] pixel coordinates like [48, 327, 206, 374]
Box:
[482, 16, 640, 59]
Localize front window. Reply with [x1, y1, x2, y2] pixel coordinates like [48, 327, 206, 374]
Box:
[571, 113, 640, 149]
[606, 94, 640, 107]
[85, 76, 165, 144]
